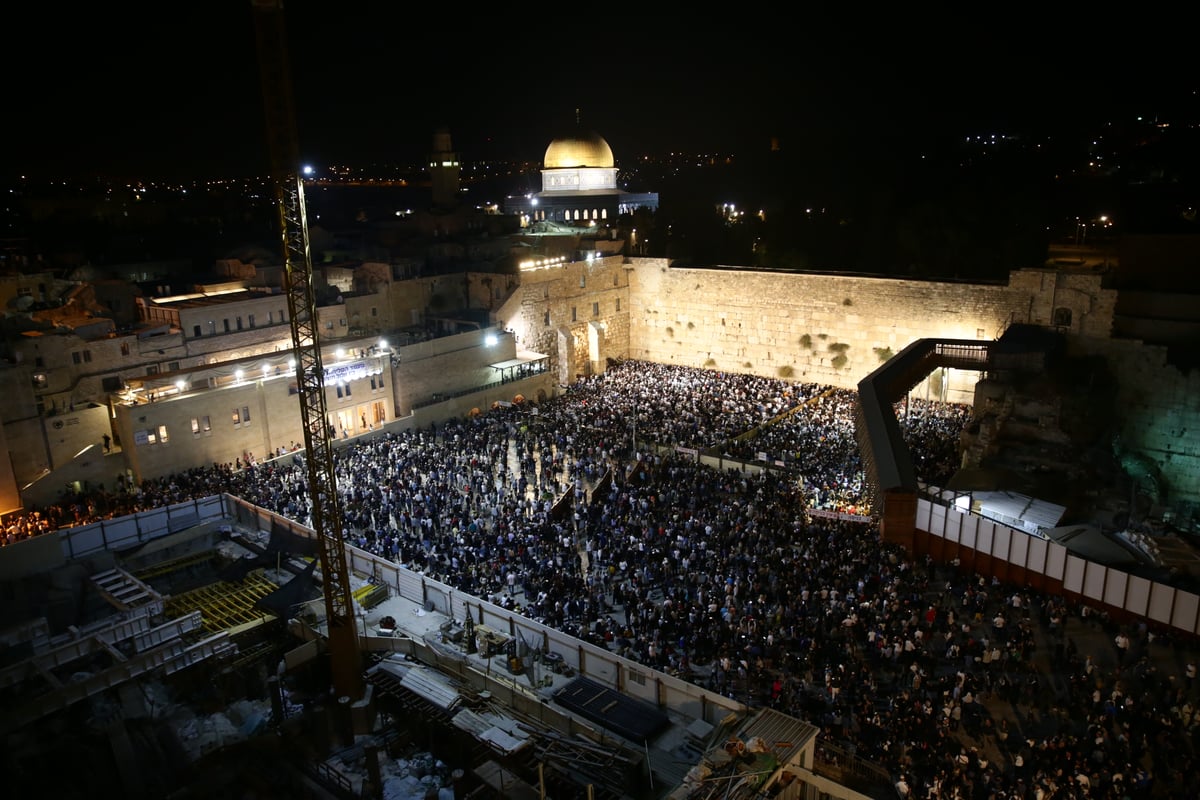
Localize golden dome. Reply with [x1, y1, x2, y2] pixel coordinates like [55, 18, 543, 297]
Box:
[543, 129, 614, 169]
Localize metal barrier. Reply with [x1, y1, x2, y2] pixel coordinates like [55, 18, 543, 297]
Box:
[914, 495, 1200, 638]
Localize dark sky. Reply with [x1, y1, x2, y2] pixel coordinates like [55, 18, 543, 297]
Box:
[9, 6, 1195, 180]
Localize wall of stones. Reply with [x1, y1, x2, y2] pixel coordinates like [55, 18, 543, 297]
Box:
[493, 257, 632, 386]
[1070, 337, 1200, 508]
[491, 259, 1185, 508]
[618, 263, 1192, 508]
[627, 263, 1038, 400]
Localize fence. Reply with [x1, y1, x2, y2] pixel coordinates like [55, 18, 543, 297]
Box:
[913, 496, 1200, 636]
[57, 496, 229, 560]
[223, 494, 749, 729]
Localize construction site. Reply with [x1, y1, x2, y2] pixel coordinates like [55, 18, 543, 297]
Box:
[0, 497, 850, 800]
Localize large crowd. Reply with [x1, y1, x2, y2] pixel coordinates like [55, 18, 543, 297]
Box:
[3, 359, 1197, 799]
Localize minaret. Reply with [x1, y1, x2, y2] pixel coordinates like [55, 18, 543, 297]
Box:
[429, 126, 460, 211]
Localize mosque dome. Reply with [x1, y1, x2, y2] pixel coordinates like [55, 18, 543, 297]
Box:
[543, 129, 614, 169]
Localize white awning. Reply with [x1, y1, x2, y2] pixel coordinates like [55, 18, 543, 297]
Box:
[489, 358, 528, 370]
[969, 491, 1066, 537]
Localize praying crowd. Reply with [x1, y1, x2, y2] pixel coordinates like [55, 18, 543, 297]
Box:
[3, 358, 1197, 798]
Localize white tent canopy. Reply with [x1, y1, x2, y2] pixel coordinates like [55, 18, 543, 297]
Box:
[962, 491, 1066, 538]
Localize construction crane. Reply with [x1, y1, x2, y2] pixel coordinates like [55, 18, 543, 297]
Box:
[251, 0, 362, 702]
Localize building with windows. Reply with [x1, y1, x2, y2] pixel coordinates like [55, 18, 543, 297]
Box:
[0, 261, 547, 509]
[109, 341, 394, 481]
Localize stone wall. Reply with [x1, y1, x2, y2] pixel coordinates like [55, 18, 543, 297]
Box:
[628, 263, 1031, 402]
[494, 257, 633, 384]
[1070, 337, 1200, 508]
[493, 258, 1196, 507]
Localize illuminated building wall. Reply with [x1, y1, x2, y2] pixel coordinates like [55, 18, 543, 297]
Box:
[498, 256, 1195, 505]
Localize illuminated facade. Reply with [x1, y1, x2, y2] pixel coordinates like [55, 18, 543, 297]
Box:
[505, 122, 658, 226]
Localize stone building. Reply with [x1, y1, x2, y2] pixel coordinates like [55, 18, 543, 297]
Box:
[504, 116, 658, 226]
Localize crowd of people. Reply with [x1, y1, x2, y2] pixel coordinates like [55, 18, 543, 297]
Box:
[3, 358, 1197, 798]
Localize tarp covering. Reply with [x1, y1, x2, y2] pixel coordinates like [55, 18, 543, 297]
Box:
[554, 676, 669, 742]
[967, 490, 1066, 537]
[254, 558, 317, 617]
[1043, 525, 1143, 567]
[218, 553, 265, 583]
[266, 523, 319, 557]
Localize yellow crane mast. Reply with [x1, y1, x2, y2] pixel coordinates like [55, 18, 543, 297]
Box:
[250, 0, 362, 701]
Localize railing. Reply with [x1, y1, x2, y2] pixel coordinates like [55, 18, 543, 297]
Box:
[223, 494, 750, 731]
[410, 379, 504, 410]
[814, 741, 893, 797]
[409, 363, 552, 411]
[19, 496, 230, 561]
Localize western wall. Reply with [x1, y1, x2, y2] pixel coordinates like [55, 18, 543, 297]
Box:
[497, 257, 1197, 510]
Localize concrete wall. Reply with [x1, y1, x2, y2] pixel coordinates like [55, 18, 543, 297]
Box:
[43, 403, 110, 470]
[392, 328, 516, 413]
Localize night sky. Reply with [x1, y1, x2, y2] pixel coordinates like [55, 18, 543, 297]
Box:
[8, 6, 1195, 181]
